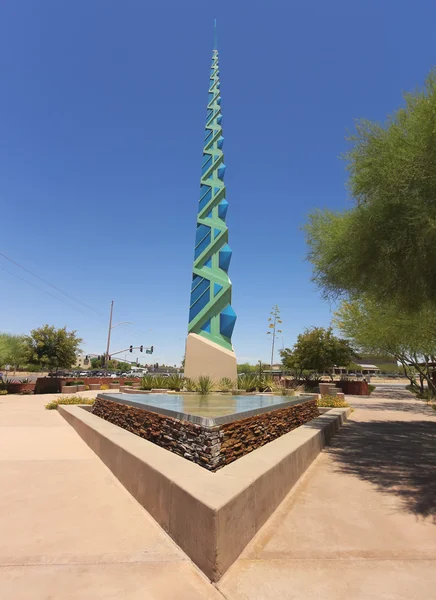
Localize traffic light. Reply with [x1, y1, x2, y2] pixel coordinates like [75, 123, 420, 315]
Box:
[151, 345, 153, 354]
[108, 355, 111, 360]
[97, 355, 101, 360]
[146, 345, 154, 355]
[129, 345, 133, 353]
[140, 345, 143, 352]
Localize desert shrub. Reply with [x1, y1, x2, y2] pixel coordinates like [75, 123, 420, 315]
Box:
[184, 377, 197, 391]
[279, 387, 295, 396]
[100, 384, 110, 390]
[317, 395, 350, 408]
[45, 395, 95, 410]
[65, 381, 77, 386]
[85, 384, 90, 391]
[140, 375, 153, 390]
[197, 375, 214, 395]
[152, 375, 169, 389]
[218, 377, 234, 392]
[166, 374, 182, 391]
[368, 384, 376, 395]
[123, 381, 133, 386]
[238, 374, 258, 392]
[0, 389, 8, 395]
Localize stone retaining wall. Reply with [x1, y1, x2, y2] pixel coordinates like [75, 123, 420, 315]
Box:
[220, 400, 319, 465]
[91, 397, 319, 471]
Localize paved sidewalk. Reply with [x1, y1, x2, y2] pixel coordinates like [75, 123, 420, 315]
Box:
[218, 387, 436, 599]
[0, 392, 221, 600]
[1, 388, 435, 599]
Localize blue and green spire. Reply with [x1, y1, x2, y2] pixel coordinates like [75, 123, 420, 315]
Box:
[188, 26, 236, 351]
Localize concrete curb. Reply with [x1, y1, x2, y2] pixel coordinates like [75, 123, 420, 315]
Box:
[59, 404, 350, 581]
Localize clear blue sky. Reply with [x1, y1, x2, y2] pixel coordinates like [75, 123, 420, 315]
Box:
[1, 0, 435, 366]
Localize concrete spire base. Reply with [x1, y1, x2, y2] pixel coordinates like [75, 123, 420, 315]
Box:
[184, 333, 237, 383]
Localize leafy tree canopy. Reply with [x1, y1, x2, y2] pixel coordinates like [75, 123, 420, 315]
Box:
[306, 70, 436, 310]
[334, 297, 436, 394]
[24, 325, 82, 372]
[280, 327, 355, 378]
[0, 333, 26, 369]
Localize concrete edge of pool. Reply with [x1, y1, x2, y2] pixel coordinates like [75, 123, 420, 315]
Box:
[59, 402, 350, 582]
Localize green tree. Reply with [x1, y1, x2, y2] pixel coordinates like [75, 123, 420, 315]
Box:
[281, 327, 355, 381]
[237, 362, 263, 375]
[0, 333, 26, 372]
[306, 70, 436, 311]
[266, 305, 283, 368]
[23, 325, 82, 373]
[334, 298, 436, 396]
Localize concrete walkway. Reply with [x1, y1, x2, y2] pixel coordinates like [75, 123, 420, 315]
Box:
[1, 389, 436, 599]
[218, 387, 436, 599]
[0, 391, 221, 599]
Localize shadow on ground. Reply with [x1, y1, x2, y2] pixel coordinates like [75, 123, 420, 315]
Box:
[349, 401, 435, 415]
[326, 419, 436, 520]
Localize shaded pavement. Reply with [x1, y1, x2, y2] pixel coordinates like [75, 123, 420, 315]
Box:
[218, 387, 436, 599]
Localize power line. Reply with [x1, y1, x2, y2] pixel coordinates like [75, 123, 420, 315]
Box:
[0, 265, 104, 321]
[0, 252, 148, 342]
[0, 252, 107, 318]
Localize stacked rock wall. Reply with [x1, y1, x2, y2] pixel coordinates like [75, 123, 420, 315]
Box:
[91, 397, 319, 471]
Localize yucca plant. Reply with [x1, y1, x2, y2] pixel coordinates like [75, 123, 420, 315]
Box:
[184, 377, 197, 391]
[218, 377, 234, 392]
[238, 374, 259, 392]
[167, 374, 183, 391]
[140, 374, 154, 390]
[197, 375, 214, 395]
[152, 375, 169, 389]
[258, 376, 278, 392]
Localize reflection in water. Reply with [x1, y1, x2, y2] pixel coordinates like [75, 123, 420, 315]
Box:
[104, 393, 289, 418]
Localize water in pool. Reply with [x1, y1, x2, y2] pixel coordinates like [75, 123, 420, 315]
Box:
[99, 393, 292, 419]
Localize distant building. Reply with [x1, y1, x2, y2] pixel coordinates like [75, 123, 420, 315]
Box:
[75, 354, 90, 369]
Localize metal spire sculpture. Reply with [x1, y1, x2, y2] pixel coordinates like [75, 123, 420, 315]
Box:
[184, 21, 237, 380]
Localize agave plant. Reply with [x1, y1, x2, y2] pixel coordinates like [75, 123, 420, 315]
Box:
[218, 377, 234, 392]
[197, 375, 214, 395]
[152, 375, 169, 389]
[166, 374, 183, 391]
[238, 374, 258, 393]
[183, 377, 197, 392]
[258, 376, 279, 393]
[140, 374, 154, 391]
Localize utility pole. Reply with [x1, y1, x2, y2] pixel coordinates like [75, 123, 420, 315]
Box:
[105, 300, 114, 373]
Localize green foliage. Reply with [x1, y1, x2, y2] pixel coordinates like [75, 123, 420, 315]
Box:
[218, 377, 234, 392]
[0, 333, 26, 370]
[45, 396, 95, 410]
[152, 375, 170, 389]
[257, 376, 277, 392]
[23, 325, 82, 372]
[123, 381, 133, 386]
[306, 70, 436, 310]
[237, 362, 259, 374]
[368, 384, 376, 395]
[281, 327, 354, 379]
[197, 375, 214, 395]
[317, 395, 350, 408]
[334, 298, 436, 395]
[140, 374, 153, 390]
[166, 374, 182, 391]
[184, 377, 197, 392]
[238, 374, 259, 392]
